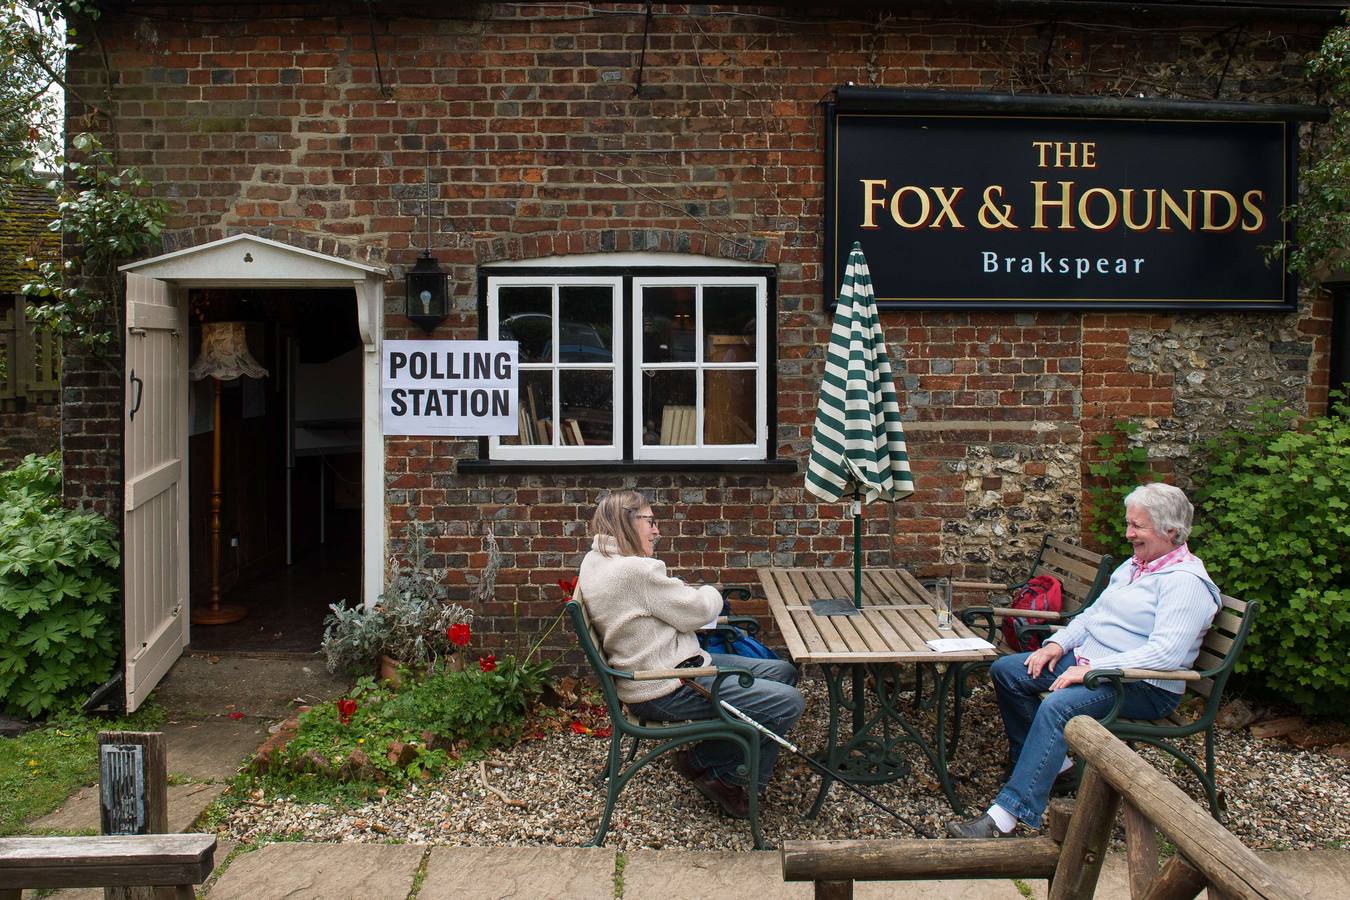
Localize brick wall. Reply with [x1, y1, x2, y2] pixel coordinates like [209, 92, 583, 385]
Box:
[0, 399, 59, 470]
[63, 3, 1335, 658]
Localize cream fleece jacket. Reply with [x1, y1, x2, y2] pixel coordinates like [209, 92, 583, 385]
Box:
[577, 534, 723, 704]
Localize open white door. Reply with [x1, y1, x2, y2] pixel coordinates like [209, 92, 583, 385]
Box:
[122, 272, 190, 711]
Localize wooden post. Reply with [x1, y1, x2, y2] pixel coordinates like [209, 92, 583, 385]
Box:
[1124, 801, 1161, 898]
[816, 881, 852, 900]
[1048, 764, 1121, 900]
[98, 732, 169, 900]
[1140, 856, 1210, 900]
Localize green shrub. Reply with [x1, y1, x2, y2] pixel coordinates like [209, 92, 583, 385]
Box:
[0, 453, 120, 718]
[274, 656, 550, 789]
[1192, 396, 1350, 715]
[1083, 420, 1160, 557]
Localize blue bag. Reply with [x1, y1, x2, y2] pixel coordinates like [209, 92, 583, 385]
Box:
[697, 596, 780, 660]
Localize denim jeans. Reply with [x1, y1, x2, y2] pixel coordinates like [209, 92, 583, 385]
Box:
[991, 651, 1180, 827]
[626, 654, 804, 794]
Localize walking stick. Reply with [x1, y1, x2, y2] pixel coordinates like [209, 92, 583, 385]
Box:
[682, 678, 936, 838]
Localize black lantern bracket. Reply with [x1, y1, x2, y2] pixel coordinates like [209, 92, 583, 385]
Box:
[405, 249, 448, 333]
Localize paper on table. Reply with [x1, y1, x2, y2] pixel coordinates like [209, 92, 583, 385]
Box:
[698, 618, 720, 631]
[925, 637, 996, 653]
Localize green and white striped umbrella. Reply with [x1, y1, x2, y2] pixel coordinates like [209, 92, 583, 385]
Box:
[806, 242, 914, 506]
[805, 242, 914, 608]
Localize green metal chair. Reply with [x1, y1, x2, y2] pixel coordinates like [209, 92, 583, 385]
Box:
[565, 593, 767, 848]
[1086, 594, 1259, 819]
[950, 535, 1115, 754]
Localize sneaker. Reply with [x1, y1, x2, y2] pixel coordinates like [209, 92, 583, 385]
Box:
[945, 813, 1017, 839]
[671, 748, 705, 782]
[692, 772, 750, 819]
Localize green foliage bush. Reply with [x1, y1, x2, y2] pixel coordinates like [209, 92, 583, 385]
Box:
[1192, 397, 1350, 715]
[275, 657, 550, 789]
[0, 453, 120, 718]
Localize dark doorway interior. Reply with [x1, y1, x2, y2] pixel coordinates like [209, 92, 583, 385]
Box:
[187, 288, 363, 654]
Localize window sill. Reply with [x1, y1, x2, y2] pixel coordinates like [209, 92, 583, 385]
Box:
[458, 459, 799, 475]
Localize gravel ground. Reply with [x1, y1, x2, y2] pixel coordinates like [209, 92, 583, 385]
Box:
[217, 676, 1350, 851]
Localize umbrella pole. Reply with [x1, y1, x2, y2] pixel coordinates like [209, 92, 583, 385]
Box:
[852, 494, 865, 735]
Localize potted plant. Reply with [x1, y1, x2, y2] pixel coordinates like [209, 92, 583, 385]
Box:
[322, 521, 472, 683]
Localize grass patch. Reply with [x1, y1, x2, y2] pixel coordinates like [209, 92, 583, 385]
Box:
[0, 702, 164, 836]
[614, 851, 627, 899]
[1013, 878, 1033, 898]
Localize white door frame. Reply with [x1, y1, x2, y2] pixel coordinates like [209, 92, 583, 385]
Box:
[121, 233, 387, 608]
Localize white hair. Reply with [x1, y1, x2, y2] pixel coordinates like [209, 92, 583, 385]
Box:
[1123, 482, 1193, 546]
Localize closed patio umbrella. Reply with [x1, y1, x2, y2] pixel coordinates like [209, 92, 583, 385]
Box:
[805, 242, 914, 609]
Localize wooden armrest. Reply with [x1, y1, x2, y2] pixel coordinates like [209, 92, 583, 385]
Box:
[1115, 668, 1202, 681]
[630, 666, 719, 680]
[951, 580, 1009, 591]
[987, 606, 1064, 621]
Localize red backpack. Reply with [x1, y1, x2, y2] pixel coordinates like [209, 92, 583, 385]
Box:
[1003, 575, 1063, 652]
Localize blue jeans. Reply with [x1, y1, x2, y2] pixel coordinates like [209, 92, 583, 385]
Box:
[626, 654, 804, 794]
[991, 652, 1180, 827]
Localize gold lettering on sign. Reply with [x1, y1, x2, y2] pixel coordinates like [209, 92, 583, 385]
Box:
[1032, 181, 1076, 230]
[860, 179, 888, 229]
[1241, 190, 1265, 232]
[1031, 141, 1098, 168]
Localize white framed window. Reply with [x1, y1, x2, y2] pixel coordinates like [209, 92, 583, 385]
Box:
[633, 277, 767, 461]
[488, 275, 623, 461]
[483, 263, 772, 464]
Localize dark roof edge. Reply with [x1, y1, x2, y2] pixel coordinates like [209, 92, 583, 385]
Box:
[775, 1, 1346, 24]
[833, 87, 1331, 122]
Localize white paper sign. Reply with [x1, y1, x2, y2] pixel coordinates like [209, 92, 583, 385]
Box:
[382, 340, 518, 436]
[925, 637, 996, 653]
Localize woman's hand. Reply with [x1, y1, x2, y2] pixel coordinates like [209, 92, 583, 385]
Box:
[1049, 664, 1090, 692]
[1024, 642, 1064, 678]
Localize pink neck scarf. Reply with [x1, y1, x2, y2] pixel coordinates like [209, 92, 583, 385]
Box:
[1129, 543, 1197, 583]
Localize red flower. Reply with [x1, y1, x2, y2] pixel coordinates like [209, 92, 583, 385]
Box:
[447, 623, 471, 647]
[336, 698, 357, 725]
[570, 721, 590, 735]
[227, 711, 245, 721]
[478, 654, 497, 672]
[557, 576, 578, 600]
[592, 725, 613, 739]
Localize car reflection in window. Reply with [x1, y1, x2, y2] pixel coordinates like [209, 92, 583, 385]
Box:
[500, 314, 611, 364]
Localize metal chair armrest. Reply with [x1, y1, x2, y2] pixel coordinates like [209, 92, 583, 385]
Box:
[988, 607, 1064, 621]
[629, 666, 720, 680]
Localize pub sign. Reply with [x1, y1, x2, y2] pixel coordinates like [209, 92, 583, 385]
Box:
[824, 90, 1322, 311]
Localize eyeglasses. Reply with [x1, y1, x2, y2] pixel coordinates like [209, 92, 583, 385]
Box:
[630, 513, 656, 524]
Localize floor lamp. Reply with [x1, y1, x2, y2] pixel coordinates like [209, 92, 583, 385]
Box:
[189, 321, 268, 626]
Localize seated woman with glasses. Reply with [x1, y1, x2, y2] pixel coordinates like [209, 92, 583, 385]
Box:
[577, 490, 805, 820]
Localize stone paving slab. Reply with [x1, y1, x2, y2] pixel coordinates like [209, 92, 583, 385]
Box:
[418, 846, 616, 899]
[163, 716, 270, 781]
[153, 654, 350, 720]
[622, 850, 1034, 900]
[204, 842, 423, 899]
[30, 781, 222, 834]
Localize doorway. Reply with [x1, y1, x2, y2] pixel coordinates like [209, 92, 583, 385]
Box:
[186, 288, 363, 654]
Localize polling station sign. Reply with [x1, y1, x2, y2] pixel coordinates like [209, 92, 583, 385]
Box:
[824, 90, 1325, 311]
[382, 341, 517, 436]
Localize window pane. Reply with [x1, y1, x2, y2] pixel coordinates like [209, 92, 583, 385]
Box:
[703, 286, 758, 362]
[705, 370, 756, 445]
[642, 369, 696, 445]
[506, 370, 554, 446]
[558, 286, 614, 363]
[560, 370, 613, 446]
[499, 286, 552, 363]
[643, 286, 696, 363]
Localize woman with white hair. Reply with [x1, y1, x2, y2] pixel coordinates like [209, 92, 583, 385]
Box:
[947, 482, 1221, 839]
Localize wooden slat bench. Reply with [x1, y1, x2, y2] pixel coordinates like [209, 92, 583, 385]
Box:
[0, 833, 216, 899]
[947, 535, 1114, 753]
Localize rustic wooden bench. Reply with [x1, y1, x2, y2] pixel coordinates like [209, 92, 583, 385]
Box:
[948, 535, 1115, 752]
[782, 715, 1301, 900]
[0, 833, 216, 899]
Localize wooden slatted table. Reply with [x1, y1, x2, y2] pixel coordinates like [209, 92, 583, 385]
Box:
[758, 566, 997, 816]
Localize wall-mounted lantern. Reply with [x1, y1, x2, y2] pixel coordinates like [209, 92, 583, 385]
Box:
[405, 249, 448, 332]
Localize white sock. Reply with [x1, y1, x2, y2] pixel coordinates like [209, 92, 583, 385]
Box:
[986, 803, 1018, 833]
[1058, 756, 1074, 775]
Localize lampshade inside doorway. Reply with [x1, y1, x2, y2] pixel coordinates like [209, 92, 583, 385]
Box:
[190, 321, 268, 626]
